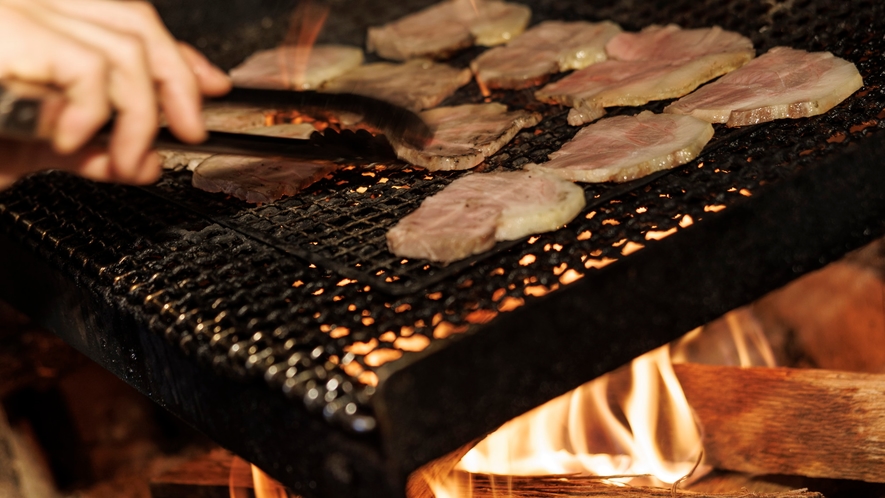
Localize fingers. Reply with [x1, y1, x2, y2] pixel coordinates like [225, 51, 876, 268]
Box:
[178, 42, 232, 97]
[11, 1, 159, 181]
[0, 138, 161, 191]
[37, 0, 215, 143]
[0, 5, 111, 154]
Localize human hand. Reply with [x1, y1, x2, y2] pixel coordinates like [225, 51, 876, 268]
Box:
[0, 0, 232, 189]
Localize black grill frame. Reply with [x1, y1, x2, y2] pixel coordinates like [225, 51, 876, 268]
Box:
[1, 0, 885, 497]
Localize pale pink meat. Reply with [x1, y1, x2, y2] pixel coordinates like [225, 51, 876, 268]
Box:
[664, 47, 864, 127]
[526, 111, 714, 183]
[367, 0, 531, 61]
[471, 20, 622, 89]
[321, 59, 472, 112]
[229, 45, 364, 90]
[391, 103, 540, 171]
[605, 24, 754, 62]
[202, 104, 270, 132]
[192, 156, 337, 204]
[387, 170, 585, 263]
[535, 24, 755, 125]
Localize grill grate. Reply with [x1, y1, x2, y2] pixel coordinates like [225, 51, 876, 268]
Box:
[3, 0, 885, 438]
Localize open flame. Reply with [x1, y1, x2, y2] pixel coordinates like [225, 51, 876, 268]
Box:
[230, 309, 776, 498]
[431, 308, 776, 498]
[278, 0, 330, 90]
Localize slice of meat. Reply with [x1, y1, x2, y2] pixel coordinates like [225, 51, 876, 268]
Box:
[192, 156, 337, 204]
[160, 123, 318, 171]
[367, 0, 531, 61]
[242, 123, 317, 139]
[525, 111, 714, 183]
[534, 24, 755, 126]
[159, 150, 212, 171]
[535, 53, 753, 126]
[202, 104, 270, 132]
[387, 170, 585, 263]
[606, 24, 754, 62]
[470, 20, 622, 90]
[390, 103, 540, 170]
[664, 47, 864, 127]
[229, 45, 364, 90]
[321, 59, 472, 111]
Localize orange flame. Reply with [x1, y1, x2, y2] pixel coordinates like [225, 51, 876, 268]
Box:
[431, 308, 775, 497]
[252, 465, 290, 498]
[278, 0, 330, 89]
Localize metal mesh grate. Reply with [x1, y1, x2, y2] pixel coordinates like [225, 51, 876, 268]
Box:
[2, 0, 884, 432]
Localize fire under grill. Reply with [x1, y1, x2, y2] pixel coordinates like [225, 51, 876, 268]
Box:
[1, 0, 885, 497]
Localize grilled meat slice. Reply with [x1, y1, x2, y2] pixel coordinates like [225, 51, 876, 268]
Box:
[390, 103, 540, 171]
[158, 150, 212, 171]
[367, 0, 530, 61]
[470, 20, 622, 90]
[387, 170, 585, 263]
[526, 111, 713, 183]
[160, 124, 318, 171]
[192, 155, 336, 204]
[665, 47, 864, 127]
[605, 24, 754, 62]
[535, 24, 754, 126]
[229, 45, 364, 90]
[202, 104, 270, 132]
[321, 59, 472, 112]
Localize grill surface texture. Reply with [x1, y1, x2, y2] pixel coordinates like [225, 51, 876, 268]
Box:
[1, 0, 885, 497]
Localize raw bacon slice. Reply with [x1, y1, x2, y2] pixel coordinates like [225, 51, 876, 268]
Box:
[605, 24, 754, 62]
[390, 103, 540, 171]
[367, 0, 531, 61]
[386, 170, 585, 263]
[321, 59, 472, 112]
[192, 156, 337, 204]
[229, 45, 364, 90]
[470, 20, 622, 90]
[664, 47, 864, 127]
[535, 24, 754, 126]
[526, 111, 713, 183]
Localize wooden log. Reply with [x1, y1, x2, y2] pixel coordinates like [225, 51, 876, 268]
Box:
[453, 473, 823, 497]
[753, 262, 885, 373]
[674, 364, 885, 483]
[150, 448, 255, 498]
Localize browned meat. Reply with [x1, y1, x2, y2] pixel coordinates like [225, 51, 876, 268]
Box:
[321, 59, 472, 112]
[534, 24, 754, 125]
[191, 156, 337, 204]
[386, 170, 585, 263]
[390, 103, 540, 170]
[471, 20, 622, 90]
[367, 0, 531, 61]
[665, 47, 864, 127]
[526, 111, 714, 182]
[229, 45, 364, 90]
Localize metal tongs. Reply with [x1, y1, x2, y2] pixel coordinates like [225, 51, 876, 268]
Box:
[0, 83, 432, 164]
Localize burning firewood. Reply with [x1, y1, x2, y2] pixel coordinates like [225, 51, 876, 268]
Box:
[674, 363, 885, 483]
[423, 472, 823, 497]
